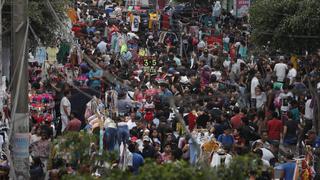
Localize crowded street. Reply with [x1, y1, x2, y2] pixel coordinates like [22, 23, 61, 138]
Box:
[0, 0, 320, 179]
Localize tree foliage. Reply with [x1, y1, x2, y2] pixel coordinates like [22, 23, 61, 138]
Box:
[250, 0, 320, 54]
[54, 132, 269, 180]
[28, 0, 73, 45]
[62, 153, 268, 180]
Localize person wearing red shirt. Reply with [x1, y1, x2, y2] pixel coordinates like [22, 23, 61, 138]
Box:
[66, 112, 82, 132]
[230, 107, 245, 130]
[188, 110, 198, 132]
[267, 112, 283, 141]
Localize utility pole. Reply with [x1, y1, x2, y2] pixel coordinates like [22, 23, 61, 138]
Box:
[0, 0, 2, 82]
[11, 0, 29, 179]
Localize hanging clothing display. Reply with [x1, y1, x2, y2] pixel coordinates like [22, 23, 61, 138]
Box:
[70, 48, 79, 66]
[105, 90, 118, 116]
[46, 46, 59, 65]
[111, 32, 120, 53]
[148, 13, 158, 30]
[67, 8, 78, 24]
[84, 97, 103, 120]
[140, 13, 149, 29]
[131, 15, 140, 32]
[57, 41, 71, 64]
[35, 47, 47, 64]
[161, 14, 170, 30]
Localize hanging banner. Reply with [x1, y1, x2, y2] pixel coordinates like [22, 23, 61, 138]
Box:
[234, 0, 250, 18]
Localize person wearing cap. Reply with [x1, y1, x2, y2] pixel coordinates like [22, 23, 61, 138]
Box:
[142, 136, 156, 159]
[210, 146, 232, 168]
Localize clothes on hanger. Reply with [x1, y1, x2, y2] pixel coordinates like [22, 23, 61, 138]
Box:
[57, 41, 71, 64]
[46, 46, 59, 65]
[131, 15, 140, 32]
[105, 90, 118, 117]
[35, 47, 47, 64]
[111, 32, 120, 53]
[148, 13, 158, 30]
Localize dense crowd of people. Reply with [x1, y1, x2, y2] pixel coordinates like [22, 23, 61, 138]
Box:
[21, 0, 320, 179]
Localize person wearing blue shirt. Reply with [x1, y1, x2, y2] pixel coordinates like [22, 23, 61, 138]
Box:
[159, 83, 173, 104]
[217, 127, 234, 148]
[275, 153, 296, 180]
[128, 143, 144, 174]
[88, 67, 103, 90]
[305, 130, 320, 148]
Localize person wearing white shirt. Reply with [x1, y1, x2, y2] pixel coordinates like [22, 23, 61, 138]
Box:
[251, 72, 261, 107]
[60, 90, 72, 132]
[278, 85, 293, 112]
[210, 149, 232, 168]
[255, 86, 267, 110]
[287, 63, 297, 85]
[304, 98, 314, 134]
[273, 58, 288, 82]
[97, 40, 107, 54]
[197, 40, 206, 51]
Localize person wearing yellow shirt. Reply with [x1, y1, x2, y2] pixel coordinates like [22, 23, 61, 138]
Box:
[290, 55, 298, 70]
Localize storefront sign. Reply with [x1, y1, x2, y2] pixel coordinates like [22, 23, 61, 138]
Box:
[143, 56, 157, 74]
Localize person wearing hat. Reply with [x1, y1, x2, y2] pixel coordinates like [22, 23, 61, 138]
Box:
[142, 136, 156, 159]
[210, 146, 232, 168]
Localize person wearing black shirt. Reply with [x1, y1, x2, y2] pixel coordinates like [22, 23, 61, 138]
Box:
[283, 112, 302, 146]
[142, 136, 156, 159]
[196, 110, 210, 129]
[239, 117, 260, 146]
